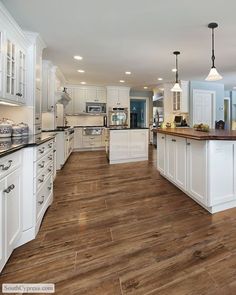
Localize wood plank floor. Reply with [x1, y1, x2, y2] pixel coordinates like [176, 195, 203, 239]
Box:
[1, 147, 236, 294]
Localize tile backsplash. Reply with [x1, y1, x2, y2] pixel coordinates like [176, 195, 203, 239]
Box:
[66, 115, 104, 126]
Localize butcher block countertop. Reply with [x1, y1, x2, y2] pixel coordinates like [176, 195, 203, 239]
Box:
[153, 128, 236, 140]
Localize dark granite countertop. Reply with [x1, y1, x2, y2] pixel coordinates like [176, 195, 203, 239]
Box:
[0, 133, 55, 158]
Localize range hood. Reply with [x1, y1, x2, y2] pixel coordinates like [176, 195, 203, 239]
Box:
[56, 87, 71, 106]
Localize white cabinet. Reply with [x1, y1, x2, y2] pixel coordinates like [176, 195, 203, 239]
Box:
[172, 81, 189, 113]
[42, 60, 56, 112]
[0, 31, 3, 98]
[186, 139, 207, 205]
[65, 86, 107, 114]
[165, 135, 186, 190]
[107, 86, 130, 108]
[109, 129, 149, 164]
[110, 130, 129, 160]
[74, 87, 87, 113]
[0, 179, 5, 272]
[157, 133, 165, 174]
[17, 48, 26, 104]
[0, 149, 22, 273]
[129, 130, 148, 158]
[5, 168, 21, 258]
[73, 127, 83, 149]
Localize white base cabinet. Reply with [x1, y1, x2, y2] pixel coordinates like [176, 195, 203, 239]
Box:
[0, 150, 22, 273]
[157, 134, 236, 213]
[109, 129, 149, 164]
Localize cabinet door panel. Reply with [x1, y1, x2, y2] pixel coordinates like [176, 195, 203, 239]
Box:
[110, 131, 129, 160]
[157, 133, 165, 174]
[0, 179, 5, 272]
[96, 87, 106, 103]
[74, 88, 87, 113]
[175, 137, 187, 190]
[5, 169, 21, 259]
[187, 140, 207, 205]
[65, 87, 74, 115]
[129, 130, 148, 158]
[166, 135, 176, 181]
[118, 88, 129, 108]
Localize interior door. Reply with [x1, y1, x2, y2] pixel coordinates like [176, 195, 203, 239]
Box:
[193, 90, 215, 128]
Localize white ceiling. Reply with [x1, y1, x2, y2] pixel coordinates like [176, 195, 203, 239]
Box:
[2, 0, 236, 90]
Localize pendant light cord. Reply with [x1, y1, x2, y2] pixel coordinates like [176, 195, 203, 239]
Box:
[211, 27, 215, 68]
[175, 54, 178, 83]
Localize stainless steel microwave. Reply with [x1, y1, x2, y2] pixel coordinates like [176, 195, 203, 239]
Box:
[86, 102, 106, 114]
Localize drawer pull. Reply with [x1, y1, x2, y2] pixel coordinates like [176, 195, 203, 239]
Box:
[161, 136, 165, 139]
[4, 184, 15, 194]
[38, 196, 45, 205]
[48, 167, 52, 172]
[38, 161, 45, 168]
[187, 142, 191, 146]
[172, 139, 176, 142]
[38, 175, 45, 183]
[39, 147, 45, 154]
[48, 156, 53, 160]
[53, 149, 56, 153]
[48, 143, 53, 148]
[0, 160, 13, 171]
[48, 185, 52, 191]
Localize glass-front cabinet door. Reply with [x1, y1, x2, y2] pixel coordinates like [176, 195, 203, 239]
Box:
[6, 38, 16, 101]
[173, 92, 181, 112]
[17, 49, 26, 103]
[0, 32, 3, 98]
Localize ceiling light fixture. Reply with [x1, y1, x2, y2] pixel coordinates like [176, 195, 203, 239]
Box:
[81, 82, 86, 85]
[144, 86, 148, 89]
[171, 51, 182, 92]
[119, 80, 125, 83]
[158, 78, 163, 81]
[125, 71, 131, 75]
[74, 55, 83, 60]
[205, 22, 222, 81]
[78, 70, 85, 73]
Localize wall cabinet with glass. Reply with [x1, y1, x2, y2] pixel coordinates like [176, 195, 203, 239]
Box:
[0, 31, 3, 98]
[172, 81, 189, 113]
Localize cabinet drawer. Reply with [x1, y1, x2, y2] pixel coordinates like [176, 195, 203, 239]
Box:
[35, 162, 53, 191]
[0, 150, 21, 179]
[34, 124, 42, 134]
[36, 176, 53, 220]
[36, 151, 53, 176]
[82, 136, 102, 148]
[36, 139, 54, 160]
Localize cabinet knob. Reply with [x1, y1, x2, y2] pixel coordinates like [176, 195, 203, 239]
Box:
[0, 160, 12, 171]
[171, 139, 176, 142]
[187, 142, 191, 146]
[161, 136, 165, 139]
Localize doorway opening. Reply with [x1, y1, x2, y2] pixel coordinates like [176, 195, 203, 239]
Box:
[130, 99, 146, 128]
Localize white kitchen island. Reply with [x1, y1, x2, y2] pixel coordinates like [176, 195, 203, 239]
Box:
[154, 128, 236, 214]
[107, 128, 149, 164]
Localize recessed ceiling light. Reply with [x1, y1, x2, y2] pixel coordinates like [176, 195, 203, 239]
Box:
[74, 55, 83, 60]
[125, 71, 131, 75]
[119, 80, 125, 83]
[77, 69, 85, 73]
[81, 82, 86, 85]
[233, 86, 236, 89]
[160, 88, 164, 91]
[158, 77, 163, 81]
[172, 68, 177, 72]
[144, 86, 148, 89]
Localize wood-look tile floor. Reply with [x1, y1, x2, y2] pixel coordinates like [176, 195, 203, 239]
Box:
[1, 147, 236, 294]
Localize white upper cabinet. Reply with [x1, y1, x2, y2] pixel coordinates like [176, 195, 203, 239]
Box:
[5, 38, 17, 101]
[0, 31, 4, 98]
[17, 48, 26, 104]
[65, 86, 107, 114]
[106, 86, 130, 109]
[172, 81, 189, 113]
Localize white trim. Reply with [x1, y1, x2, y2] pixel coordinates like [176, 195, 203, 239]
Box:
[193, 89, 216, 128]
[224, 96, 231, 129]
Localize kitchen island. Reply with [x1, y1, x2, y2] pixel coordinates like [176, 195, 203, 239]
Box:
[153, 128, 236, 213]
[106, 128, 149, 164]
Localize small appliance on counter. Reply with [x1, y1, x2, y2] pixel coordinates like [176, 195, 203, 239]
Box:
[174, 115, 188, 127]
[109, 108, 128, 128]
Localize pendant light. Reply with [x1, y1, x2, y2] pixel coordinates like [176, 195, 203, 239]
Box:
[205, 22, 222, 81]
[171, 51, 182, 92]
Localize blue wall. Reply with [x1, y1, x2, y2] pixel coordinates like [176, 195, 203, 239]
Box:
[189, 81, 224, 126]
